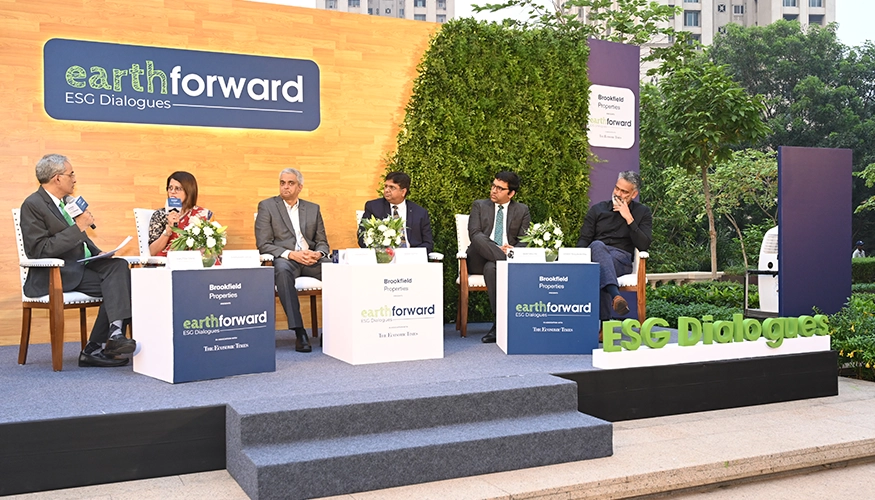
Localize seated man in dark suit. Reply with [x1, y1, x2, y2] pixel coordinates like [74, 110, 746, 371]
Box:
[20, 154, 135, 367]
[467, 171, 531, 343]
[255, 168, 331, 353]
[577, 170, 652, 325]
[358, 171, 434, 254]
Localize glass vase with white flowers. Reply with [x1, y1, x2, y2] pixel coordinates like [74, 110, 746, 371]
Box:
[169, 217, 228, 267]
[359, 215, 405, 263]
[519, 217, 564, 262]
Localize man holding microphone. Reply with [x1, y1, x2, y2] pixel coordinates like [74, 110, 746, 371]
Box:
[20, 154, 135, 367]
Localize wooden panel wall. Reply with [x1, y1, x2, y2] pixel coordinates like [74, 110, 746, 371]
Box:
[0, 0, 438, 345]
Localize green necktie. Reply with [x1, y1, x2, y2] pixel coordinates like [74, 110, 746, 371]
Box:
[60, 201, 92, 260]
[494, 205, 504, 245]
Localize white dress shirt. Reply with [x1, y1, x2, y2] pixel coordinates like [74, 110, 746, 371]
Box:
[281, 199, 309, 259]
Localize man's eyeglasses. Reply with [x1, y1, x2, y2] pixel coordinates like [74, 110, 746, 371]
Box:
[57, 172, 76, 179]
[383, 185, 401, 191]
[490, 183, 509, 192]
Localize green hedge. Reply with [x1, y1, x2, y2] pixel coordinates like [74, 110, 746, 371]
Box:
[647, 281, 757, 309]
[386, 19, 593, 322]
[643, 282, 754, 328]
[830, 294, 875, 381]
[852, 257, 875, 284]
[645, 299, 740, 329]
[852, 283, 875, 294]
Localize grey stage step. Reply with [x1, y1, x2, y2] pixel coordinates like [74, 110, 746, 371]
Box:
[227, 373, 612, 499]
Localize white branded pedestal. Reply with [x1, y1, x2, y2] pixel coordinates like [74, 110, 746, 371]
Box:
[496, 261, 600, 354]
[322, 263, 443, 365]
[131, 267, 276, 383]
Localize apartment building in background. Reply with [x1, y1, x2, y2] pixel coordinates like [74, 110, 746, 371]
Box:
[253, 0, 452, 23]
[576, 0, 835, 77]
[664, 0, 836, 46]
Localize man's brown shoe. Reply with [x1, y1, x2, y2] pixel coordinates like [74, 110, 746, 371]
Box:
[612, 295, 630, 316]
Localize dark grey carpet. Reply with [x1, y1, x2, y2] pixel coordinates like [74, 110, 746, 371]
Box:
[0, 323, 607, 424]
[226, 373, 612, 499]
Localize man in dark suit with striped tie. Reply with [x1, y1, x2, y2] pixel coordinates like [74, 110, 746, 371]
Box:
[466, 171, 531, 343]
[358, 172, 434, 253]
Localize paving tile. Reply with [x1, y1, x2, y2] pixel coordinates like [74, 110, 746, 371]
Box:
[177, 470, 248, 498]
[613, 422, 696, 446]
[4, 476, 185, 500]
[5, 492, 113, 500]
[836, 378, 875, 401]
[471, 444, 715, 498]
[819, 410, 875, 431]
[684, 427, 818, 462]
[670, 461, 875, 499]
[342, 477, 510, 500]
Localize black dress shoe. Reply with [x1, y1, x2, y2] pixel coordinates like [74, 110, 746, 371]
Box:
[79, 350, 130, 368]
[295, 334, 312, 353]
[104, 336, 136, 356]
[481, 323, 497, 343]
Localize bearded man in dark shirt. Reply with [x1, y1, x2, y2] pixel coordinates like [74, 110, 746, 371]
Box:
[577, 171, 652, 322]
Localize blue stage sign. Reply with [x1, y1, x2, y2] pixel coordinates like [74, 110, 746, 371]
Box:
[171, 268, 276, 383]
[43, 39, 320, 131]
[500, 262, 600, 354]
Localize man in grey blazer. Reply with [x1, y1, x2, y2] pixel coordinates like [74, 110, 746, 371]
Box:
[467, 171, 531, 343]
[255, 168, 330, 352]
[20, 154, 135, 367]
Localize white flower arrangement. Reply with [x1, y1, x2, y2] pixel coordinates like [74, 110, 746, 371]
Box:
[359, 215, 405, 249]
[519, 217, 564, 253]
[170, 217, 228, 258]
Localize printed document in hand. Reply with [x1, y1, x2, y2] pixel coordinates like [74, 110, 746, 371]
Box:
[77, 236, 133, 263]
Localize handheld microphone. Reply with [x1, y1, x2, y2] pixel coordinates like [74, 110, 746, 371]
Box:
[64, 196, 96, 229]
[165, 197, 183, 227]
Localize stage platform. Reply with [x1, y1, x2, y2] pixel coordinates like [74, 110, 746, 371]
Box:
[0, 324, 838, 499]
[0, 324, 596, 425]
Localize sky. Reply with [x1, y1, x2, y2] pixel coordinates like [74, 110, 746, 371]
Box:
[834, 0, 874, 47]
[257, 0, 873, 47]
